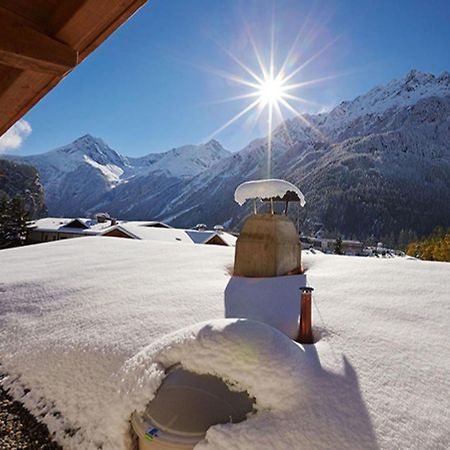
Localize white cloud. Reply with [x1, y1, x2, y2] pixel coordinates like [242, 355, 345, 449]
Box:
[0, 120, 32, 154]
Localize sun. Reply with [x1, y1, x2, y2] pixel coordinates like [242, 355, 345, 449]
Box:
[205, 26, 341, 177]
[207, 36, 332, 145]
[258, 74, 285, 107]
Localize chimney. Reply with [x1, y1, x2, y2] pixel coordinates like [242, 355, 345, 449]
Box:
[297, 287, 314, 344]
[194, 223, 207, 231]
[95, 212, 111, 223]
[233, 179, 305, 277]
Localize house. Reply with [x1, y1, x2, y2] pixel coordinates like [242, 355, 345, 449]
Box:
[185, 229, 237, 246]
[27, 217, 114, 243]
[300, 236, 364, 255]
[26, 217, 171, 244]
[102, 224, 237, 246]
[300, 236, 324, 250]
[101, 224, 192, 243]
[27, 218, 236, 247]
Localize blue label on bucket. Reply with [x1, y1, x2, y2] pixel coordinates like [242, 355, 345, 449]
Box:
[145, 427, 160, 441]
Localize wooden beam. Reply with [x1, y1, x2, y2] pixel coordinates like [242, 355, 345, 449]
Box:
[46, 0, 89, 36]
[0, 0, 148, 136]
[0, 63, 22, 97]
[0, 11, 78, 75]
[54, 0, 147, 61]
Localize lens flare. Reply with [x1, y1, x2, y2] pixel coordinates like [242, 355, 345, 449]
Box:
[258, 75, 284, 106]
[207, 26, 341, 178]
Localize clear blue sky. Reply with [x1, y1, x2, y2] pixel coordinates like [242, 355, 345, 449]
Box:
[14, 0, 450, 156]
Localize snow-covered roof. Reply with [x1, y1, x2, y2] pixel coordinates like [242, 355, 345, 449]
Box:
[103, 224, 237, 246]
[235, 179, 306, 206]
[184, 229, 216, 244]
[104, 224, 193, 243]
[208, 231, 237, 247]
[185, 229, 236, 246]
[120, 220, 171, 229]
[28, 217, 173, 236]
[27, 217, 72, 230]
[28, 217, 117, 234]
[1, 238, 449, 449]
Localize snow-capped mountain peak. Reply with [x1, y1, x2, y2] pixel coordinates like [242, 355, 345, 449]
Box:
[51, 134, 128, 168]
[4, 135, 231, 215]
[144, 140, 231, 177]
[318, 69, 450, 135]
[3, 69, 449, 233]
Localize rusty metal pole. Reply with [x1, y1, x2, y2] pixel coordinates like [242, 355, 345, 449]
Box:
[297, 287, 314, 344]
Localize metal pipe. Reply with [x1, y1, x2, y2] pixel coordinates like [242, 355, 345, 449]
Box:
[253, 199, 257, 215]
[270, 198, 274, 214]
[297, 287, 314, 344]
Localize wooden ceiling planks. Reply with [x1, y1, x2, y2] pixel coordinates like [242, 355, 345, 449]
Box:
[0, 0, 147, 136]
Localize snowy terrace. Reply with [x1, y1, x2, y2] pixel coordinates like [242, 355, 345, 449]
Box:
[0, 237, 449, 449]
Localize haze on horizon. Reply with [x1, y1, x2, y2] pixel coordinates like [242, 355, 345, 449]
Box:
[3, 0, 450, 157]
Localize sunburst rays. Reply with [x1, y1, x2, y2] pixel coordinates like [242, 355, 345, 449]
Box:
[206, 25, 342, 178]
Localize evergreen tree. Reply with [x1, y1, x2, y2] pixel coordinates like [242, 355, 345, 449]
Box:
[0, 195, 29, 249]
[334, 236, 343, 255]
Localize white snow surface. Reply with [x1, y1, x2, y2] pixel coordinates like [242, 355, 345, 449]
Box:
[224, 274, 306, 339]
[0, 238, 450, 450]
[234, 179, 306, 206]
[83, 155, 124, 186]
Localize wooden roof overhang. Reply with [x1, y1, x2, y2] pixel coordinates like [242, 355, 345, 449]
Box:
[0, 0, 147, 136]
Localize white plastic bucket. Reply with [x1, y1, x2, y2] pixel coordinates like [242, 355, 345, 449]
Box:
[131, 366, 254, 449]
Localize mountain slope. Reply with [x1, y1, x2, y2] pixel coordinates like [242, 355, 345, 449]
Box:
[2, 69, 449, 240]
[0, 160, 47, 218]
[156, 70, 450, 239]
[5, 135, 230, 216]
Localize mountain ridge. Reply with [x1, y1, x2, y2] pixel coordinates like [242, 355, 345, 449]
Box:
[4, 135, 231, 216]
[2, 69, 450, 239]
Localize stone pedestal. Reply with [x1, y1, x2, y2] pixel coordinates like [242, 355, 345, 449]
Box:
[234, 214, 301, 277]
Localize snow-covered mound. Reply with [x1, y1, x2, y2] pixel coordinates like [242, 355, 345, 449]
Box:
[0, 238, 449, 449]
[123, 318, 378, 450]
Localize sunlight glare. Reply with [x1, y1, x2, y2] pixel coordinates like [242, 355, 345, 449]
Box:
[258, 75, 285, 106]
[206, 24, 340, 178]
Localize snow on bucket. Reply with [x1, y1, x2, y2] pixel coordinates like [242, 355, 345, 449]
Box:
[131, 366, 254, 449]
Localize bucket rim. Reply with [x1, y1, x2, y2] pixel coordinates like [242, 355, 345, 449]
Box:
[131, 411, 204, 446]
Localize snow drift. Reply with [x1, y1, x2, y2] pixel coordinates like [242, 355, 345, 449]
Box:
[0, 238, 449, 449]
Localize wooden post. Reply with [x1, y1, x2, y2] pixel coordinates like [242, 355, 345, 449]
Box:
[297, 287, 314, 344]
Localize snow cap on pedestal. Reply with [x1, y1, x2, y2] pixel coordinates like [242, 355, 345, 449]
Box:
[234, 179, 306, 207]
